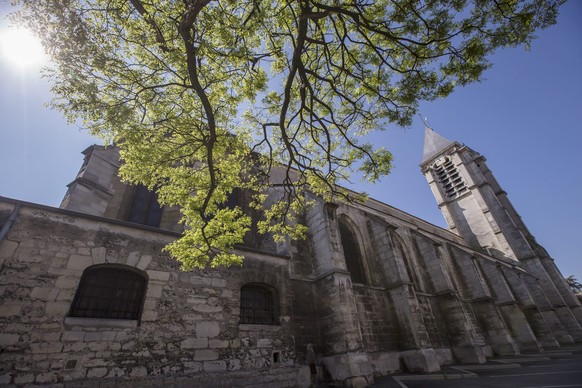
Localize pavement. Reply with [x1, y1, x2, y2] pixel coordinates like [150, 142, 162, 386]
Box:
[368, 345, 582, 388]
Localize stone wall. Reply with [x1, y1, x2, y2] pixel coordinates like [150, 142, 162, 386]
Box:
[0, 200, 309, 387]
[352, 286, 399, 353]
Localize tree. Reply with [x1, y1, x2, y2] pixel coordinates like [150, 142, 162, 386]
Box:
[566, 275, 582, 295]
[15, 0, 564, 270]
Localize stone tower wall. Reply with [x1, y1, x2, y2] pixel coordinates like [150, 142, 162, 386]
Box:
[421, 131, 582, 345]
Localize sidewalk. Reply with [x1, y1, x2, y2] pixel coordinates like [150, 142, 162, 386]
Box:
[368, 345, 582, 388]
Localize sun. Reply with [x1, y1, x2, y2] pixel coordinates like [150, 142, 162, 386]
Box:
[0, 27, 46, 68]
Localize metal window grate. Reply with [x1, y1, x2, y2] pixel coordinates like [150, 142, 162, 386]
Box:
[240, 284, 276, 325]
[70, 266, 147, 320]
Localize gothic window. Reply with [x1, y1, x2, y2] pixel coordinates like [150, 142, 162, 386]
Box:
[433, 157, 468, 199]
[394, 236, 421, 290]
[221, 188, 261, 249]
[127, 184, 163, 227]
[339, 220, 366, 284]
[69, 265, 148, 321]
[223, 188, 240, 210]
[240, 283, 278, 325]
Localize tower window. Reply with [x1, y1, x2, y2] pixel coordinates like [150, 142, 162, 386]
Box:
[223, 188, 240, 210]
[433, 157, 468, 198]
[69, 265, 148, 321]
[240, 283, 278, 325]
[127, 184, 163, 227]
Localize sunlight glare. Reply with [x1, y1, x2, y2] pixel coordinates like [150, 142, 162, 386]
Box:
[0, 27, 46, 67]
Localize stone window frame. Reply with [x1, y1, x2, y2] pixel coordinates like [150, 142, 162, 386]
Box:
[239, 283, 279, 325]
[67, 264, 148, 326]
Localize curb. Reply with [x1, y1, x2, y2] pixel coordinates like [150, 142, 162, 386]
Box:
[491, 357, 551, 363]
[454, 363, 521, 370]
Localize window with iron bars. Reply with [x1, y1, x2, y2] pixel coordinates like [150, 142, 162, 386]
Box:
[69, 265, 147, 321]
[239, 283, 278, 325]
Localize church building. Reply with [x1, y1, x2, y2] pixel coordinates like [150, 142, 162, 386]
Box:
[0, 128, 580, 387]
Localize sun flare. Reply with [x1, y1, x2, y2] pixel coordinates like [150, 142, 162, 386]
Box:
[0, 27, 46, 67]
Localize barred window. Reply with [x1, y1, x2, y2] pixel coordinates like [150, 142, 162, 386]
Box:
[69, 265, 147, 321]
[240, 283, 278, 325]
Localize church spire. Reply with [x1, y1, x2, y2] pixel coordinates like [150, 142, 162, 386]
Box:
[420, 126, 455, 165]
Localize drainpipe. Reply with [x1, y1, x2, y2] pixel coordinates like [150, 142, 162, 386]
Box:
[0, 204, 21, 242]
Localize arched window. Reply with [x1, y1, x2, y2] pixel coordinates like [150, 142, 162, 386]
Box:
[240, 283, 278, 325]
[69, 265, 148, 321]
[393, 234, 421, 290]
[339, 220, 366, 284]
[222, 187, 240, 210]
[127, 184, 163, 227]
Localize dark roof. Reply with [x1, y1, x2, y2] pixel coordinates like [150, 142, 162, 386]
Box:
[420, 126, 456, 165]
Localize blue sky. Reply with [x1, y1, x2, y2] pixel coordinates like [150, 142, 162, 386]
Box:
[1, 2, 581, 278]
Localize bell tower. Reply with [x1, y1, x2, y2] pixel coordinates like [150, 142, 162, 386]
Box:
[420, 127, 527, 259]
[420, 126, 582, 341]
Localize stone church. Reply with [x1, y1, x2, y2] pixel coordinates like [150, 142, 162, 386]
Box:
[0, 128, 580, 387]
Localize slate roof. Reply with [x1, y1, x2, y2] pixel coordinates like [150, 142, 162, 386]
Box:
[420, 126, 456, 165]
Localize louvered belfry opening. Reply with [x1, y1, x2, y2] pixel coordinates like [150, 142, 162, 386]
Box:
[433, 157, 468, 198]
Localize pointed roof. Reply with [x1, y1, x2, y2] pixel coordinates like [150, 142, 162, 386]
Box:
[421, 126, 456, 165]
